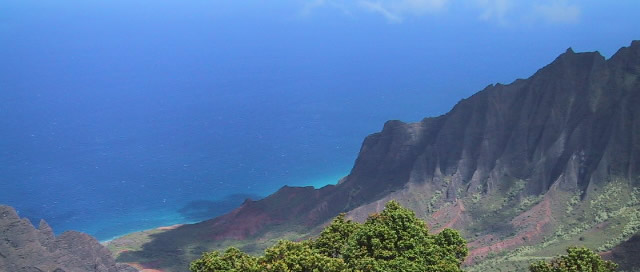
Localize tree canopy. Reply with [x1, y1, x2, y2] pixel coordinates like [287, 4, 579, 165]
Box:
[529, 247, 617, 272]
[190, 200, 468, 272]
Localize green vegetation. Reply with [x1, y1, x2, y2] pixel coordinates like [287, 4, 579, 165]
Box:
[189, 202, 621, 272]
[468, 178, 640, 271]
[464, 177, 539, 238]
[112, 179, 636, 272]
[529, 247, 617, 272]
[190, 247, 261, 271]
[427, 190, 443, 212]
[190, 200, 468, 272]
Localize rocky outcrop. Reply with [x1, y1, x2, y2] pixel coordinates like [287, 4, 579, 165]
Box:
[114, 41, 640, 271]
[0, 205, 137, 272]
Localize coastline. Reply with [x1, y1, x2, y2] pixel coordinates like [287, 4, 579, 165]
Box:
[105, 223, 188, 272]
[101, 224, 185, 245]
[102, 173, 346, 244]
[104, 173, 347, 271]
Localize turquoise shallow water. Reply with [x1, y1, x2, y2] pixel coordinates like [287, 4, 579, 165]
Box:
[4, 165, 350, 242]
[97, 173, 349, 242]
[95, 173, 347, 243]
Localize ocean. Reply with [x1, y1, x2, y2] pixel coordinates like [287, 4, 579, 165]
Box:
[2, 0, 638, 241]
[0, 84, 460, 241]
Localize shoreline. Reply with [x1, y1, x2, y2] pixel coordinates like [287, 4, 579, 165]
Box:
[104, 174, 347, 271]
[101, 174, 346, 244]
[101, 223, 186, 245]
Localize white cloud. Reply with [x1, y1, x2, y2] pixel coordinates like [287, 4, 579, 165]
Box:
[399, 0, 449, 15]
[358, 1, 403, 23]
[475, 0, 512, 25]
[299, 0, 581, 25]
[300, 0, 325, 17]
[299, 0, 352, 18]
[357, 0, 450, 23]
[473, 0, 581, 26]
[532, 1, 580, 24]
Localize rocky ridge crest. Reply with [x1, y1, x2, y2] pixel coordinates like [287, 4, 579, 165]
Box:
[0, 205, 137, 272]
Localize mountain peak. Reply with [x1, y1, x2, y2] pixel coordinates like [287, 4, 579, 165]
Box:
[38, 219, 55, 249]
[38, 219, 52, 231]
[530, 46, 606, 82]
[565, 47, 575, 54]
[609, 40, 640, 67]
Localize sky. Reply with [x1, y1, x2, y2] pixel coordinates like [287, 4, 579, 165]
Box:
[0, 0, 639, 239]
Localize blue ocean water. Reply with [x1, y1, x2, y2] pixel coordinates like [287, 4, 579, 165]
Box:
[1, 0, 639, 241]
[0, 86, 453, 241]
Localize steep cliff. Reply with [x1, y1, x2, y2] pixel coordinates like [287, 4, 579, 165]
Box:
[0, 205, 137, 272]
[114, 41, 640, 271]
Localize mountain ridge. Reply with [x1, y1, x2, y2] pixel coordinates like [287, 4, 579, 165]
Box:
[0, 205, 137, 272]
[112, 41, 640, 271]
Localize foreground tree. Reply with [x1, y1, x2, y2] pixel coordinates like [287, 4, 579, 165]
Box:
[529, 247, 617, 272]
[342, 201, 466, 272]
[313, 213, 360, 258]
[190, 200, 468, 272]
[260, 240, 347, 272]
[189, 247, 260, 272]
